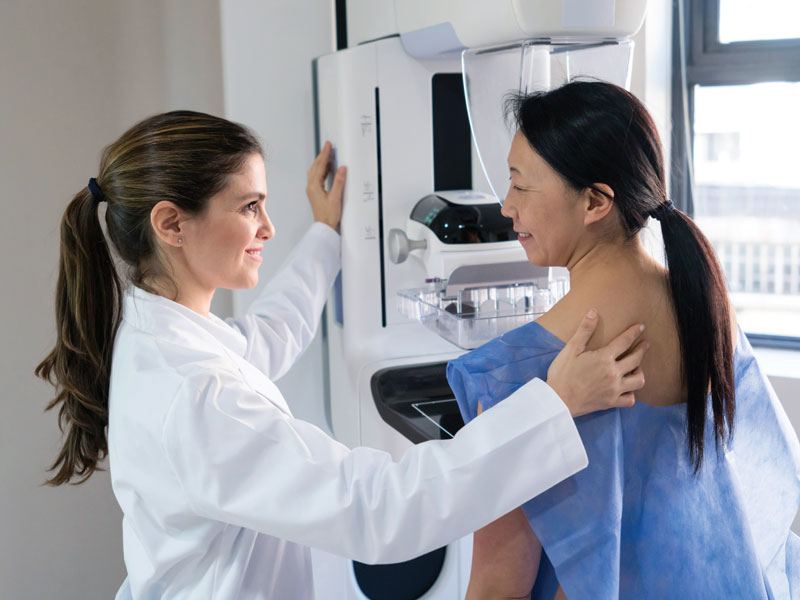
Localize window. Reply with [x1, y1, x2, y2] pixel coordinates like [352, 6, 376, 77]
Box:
[673, 0, 800, 347]
[784, 245, 795, 295]
[719, 0, 800, 44]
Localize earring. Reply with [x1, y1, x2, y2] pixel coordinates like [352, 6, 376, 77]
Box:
[177, 237, 183, 244]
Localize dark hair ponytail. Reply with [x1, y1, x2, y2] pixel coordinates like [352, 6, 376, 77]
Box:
[508, 81, 735, 471]
[658, 209, 734, 469]
[36, 110, 262, 484]
[35, 188, 123, 485]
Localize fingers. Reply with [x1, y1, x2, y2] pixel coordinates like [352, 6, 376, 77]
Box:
[616, 339, 649, 375]
[308, 141, 333, 184]
[564, 309, 599, 355]
[614, 391, 636, 408]
[609, 361, 645, 411]
[619, 366, 646, 395]
[329, 165, 347, 201]
[604, 323, 645, 360]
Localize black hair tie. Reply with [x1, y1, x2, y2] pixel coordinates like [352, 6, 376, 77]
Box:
[88, 177, 107, 204]
[649, 199, 675, 221]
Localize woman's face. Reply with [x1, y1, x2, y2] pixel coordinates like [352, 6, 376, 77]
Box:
[180, 153, 275, 292]
[502, 131, 585, 267]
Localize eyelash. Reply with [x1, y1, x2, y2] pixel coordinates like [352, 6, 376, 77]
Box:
[508, 176, 525, 192]
[245, 201, 259, 214]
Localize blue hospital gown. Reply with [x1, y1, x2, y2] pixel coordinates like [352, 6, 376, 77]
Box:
[448, 322, 800, 599]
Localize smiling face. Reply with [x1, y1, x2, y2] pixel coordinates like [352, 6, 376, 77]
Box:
[502, 131, 587, 267]
[179, 153, 275, 293]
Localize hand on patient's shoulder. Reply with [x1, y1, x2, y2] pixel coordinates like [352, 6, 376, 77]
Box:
[546, 310, 648, 417]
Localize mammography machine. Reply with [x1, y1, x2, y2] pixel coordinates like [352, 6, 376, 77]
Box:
[313, 1, 647, 597]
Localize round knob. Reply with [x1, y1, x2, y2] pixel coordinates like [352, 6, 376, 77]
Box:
[388, 229, 427, 264]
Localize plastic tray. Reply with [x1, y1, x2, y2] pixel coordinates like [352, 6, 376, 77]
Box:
[397, 277, 568, 349]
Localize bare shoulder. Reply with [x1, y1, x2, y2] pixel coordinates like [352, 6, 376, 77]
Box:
[537, 264, 738, 406]
[536, 282, 644, 351]
[535, 293, 587, 345]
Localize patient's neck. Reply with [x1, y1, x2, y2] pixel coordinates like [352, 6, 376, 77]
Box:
[566, 235, 661, 292]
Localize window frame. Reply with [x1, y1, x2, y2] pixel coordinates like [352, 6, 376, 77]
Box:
[671, 0, 800, 349]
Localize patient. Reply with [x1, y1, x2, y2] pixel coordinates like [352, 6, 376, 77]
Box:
[448, 81, 800, 599]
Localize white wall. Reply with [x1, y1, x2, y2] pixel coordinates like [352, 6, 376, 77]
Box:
[220, 0, 336, 428]
[0, 1, 224, 598]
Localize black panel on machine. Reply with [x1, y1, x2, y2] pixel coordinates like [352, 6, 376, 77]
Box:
[432, 73, 471, 191]
[353, 547, 447, 600]
[371, 361, 465, 444]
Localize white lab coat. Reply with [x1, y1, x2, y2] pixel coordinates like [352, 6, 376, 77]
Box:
[108, 222, 587, 600]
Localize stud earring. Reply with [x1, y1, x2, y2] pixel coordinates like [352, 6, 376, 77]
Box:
[177, 237, 183, 244]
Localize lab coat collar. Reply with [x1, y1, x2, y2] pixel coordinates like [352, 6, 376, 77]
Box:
[124, 287, 294, 417]
[124, 286, 248, 358]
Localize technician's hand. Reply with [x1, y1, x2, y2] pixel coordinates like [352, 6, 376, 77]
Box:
[306, 141, 347, 230]
[546, 310, 648, 418]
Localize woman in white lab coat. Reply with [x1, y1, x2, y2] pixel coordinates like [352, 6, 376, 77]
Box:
[36, 110, 647, 599]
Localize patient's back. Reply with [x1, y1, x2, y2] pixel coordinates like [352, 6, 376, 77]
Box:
[536, 258, 688, 407]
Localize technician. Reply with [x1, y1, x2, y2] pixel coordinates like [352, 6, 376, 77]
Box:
[36, 110, 647, 599]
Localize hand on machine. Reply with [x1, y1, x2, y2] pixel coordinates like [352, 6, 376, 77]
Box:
[306, 140, 346, 230]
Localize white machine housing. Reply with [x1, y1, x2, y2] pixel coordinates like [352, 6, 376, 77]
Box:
[317, 38, 472, 455]
[347, 0, 648, 53]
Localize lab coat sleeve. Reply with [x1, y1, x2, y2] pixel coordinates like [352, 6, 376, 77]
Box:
[161, 367, 587, 564]
[226, 222, 340, 380]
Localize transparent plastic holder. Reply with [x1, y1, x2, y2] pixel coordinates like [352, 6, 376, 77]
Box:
[397, 276, 569, 349]
[411, 399, 461, 439]
[462, 40, 634, 204]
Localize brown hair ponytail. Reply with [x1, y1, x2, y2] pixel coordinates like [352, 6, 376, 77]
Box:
[36, 110, 262, 485]
[35, 187, 123, 485]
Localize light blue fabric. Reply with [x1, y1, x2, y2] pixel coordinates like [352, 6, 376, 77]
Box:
[448, 322, 800, 599]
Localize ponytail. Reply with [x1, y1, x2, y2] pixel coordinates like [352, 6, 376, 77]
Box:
[658, 208, 735, 471]
[35, 187, 123, 485]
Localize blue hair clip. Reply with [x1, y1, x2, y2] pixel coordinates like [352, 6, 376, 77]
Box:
[650, 199, 674, 220]
[88, 177, 107, 203]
